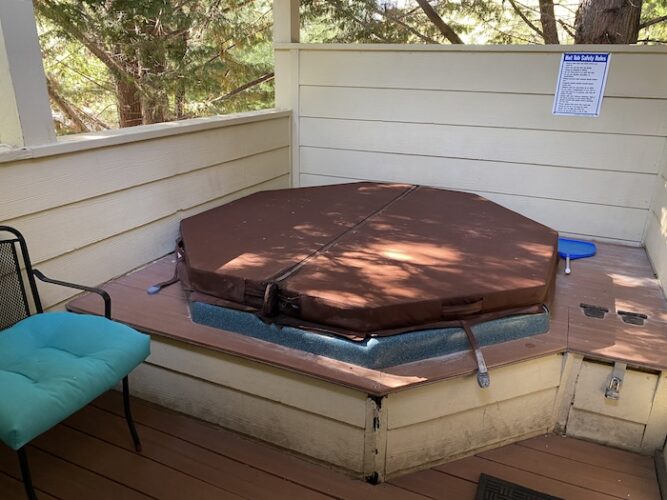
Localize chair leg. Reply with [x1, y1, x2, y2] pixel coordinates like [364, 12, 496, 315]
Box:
[122, 376, 142, 452]
[17, 447, 37, 500]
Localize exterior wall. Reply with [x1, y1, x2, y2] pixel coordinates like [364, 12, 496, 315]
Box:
[646, 157, 667, 296]
[276, 44, 667, 245]
[0, 111, 291, 309]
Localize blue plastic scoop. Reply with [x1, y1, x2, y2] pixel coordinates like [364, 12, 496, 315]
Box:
[558, 237, 596, 275]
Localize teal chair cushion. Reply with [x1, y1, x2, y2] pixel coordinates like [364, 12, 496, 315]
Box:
[0, 312, 150, 450]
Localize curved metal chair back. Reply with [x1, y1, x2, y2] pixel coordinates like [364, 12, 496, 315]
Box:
[0, 227, 42, 330]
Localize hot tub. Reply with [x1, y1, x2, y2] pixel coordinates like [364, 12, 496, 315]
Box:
[176, 182, 558, 368]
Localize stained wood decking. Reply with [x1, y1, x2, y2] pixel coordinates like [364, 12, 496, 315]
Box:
[0, 391, 659, 499]
[68, 242, 667, 395]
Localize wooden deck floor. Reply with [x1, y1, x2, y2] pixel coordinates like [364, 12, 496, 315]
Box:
[0, 391, 660, 500]
[69, 242, 667, 395]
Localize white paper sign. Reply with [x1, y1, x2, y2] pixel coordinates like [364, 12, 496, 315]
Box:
[553, 53, 610, 117]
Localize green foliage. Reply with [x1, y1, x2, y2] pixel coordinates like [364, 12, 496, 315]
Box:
[36, 0, 275, 133]
[39, 0, 667, 134]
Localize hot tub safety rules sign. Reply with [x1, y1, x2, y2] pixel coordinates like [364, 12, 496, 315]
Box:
[552, 53, 610, 117]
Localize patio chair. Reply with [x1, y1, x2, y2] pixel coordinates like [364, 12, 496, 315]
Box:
[0, 226, 150, 499]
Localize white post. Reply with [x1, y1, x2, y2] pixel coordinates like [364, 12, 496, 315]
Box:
[273, 0, 300, 44]
[0, 0, 56, 147]
[273, 0, 300, 187]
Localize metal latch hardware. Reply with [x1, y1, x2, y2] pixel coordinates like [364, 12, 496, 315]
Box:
[461, 322, 490, 389]
[617, 310, 647, 326]
[605, 362, 627, 400]
[580, 303, 609, 319]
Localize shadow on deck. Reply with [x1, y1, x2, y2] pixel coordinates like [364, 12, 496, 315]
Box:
[0, 391, 660, 500]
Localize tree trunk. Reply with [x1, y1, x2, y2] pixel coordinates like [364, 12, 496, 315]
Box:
[539, 0, 559, 44]
[574, 0, 642, 44]
[115, 75, 143, 128]
[415, 0, 464, 44]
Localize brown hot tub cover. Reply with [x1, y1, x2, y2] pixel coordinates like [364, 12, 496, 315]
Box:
[178, 183, 558, 339]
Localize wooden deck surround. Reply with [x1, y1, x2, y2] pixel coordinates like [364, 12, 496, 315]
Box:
[0, 391, 660, 500]
[69, 242, 667, 394]
[66, 241, 667, 480]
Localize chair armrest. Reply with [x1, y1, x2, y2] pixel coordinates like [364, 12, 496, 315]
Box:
[32, 269, 111, 319]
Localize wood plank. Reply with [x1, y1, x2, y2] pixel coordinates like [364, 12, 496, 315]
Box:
[569, 311, 667, 371]
[388, 469, 477, 499]
[300, 117, 665, 174]
[67, 237, 666, 395]
[437, 455, 617, 500]
[387, 355, 562, 429]
[0, 443, 150, 500]
[94, 391, 428, 500]
[300, 147, 656, 208]
[0, 471, 58, 500]
[298, 50, 667, 98]
[69, 277, 565, 395]
[301, 86, 667, 136]
[8, 147, 289, 264]
[32, 424, 243, 500]
[65, 405, 330, 500]
[518, 434, 656, 480]
[69, 282, 416, 395]
[0, 115, 290, 221]
[300, 173, 648, 242]
[477, 443, 660, 499]
[114, 255, 185, 298]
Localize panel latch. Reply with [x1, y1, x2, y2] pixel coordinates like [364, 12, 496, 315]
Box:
[580, 303, 608, 319]
[617, 310, 647, 326]
[605, 362, 627, 400]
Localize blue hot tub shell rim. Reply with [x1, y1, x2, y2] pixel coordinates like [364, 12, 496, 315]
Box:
[190, 301, 550, 369]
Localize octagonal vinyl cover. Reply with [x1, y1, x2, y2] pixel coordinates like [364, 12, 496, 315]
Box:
[179, 183, 558, 339]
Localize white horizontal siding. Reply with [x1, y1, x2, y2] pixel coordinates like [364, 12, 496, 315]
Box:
[298, 50, 667, 98]
[300, 173, 646, 242]
[646, 169, 667, 296]
[0, 111, 291, 309]
[300, 86, 667, 136]
[300, 117, 664, 174]
[283, 46, 667, 246]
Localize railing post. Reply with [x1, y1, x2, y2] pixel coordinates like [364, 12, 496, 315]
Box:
[273, 0, 300, 44]
[0, 0, 55, 147]
[273, 0, 300, 187]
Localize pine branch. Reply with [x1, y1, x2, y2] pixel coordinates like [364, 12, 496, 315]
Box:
[507, 0, 543, 38]
[323, 0, 390, 42]
[46, 76, 89, 133]
[640, 15, 667, 30]
[558, 19, 575, 39]
[36, 0, 140, 90]
[371, 5, 440, 43]
[208, 72, 274, 104]
[414, 0, 464, 44]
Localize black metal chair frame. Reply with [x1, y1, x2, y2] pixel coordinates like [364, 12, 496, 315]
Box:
[0, 226, 142, 500]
